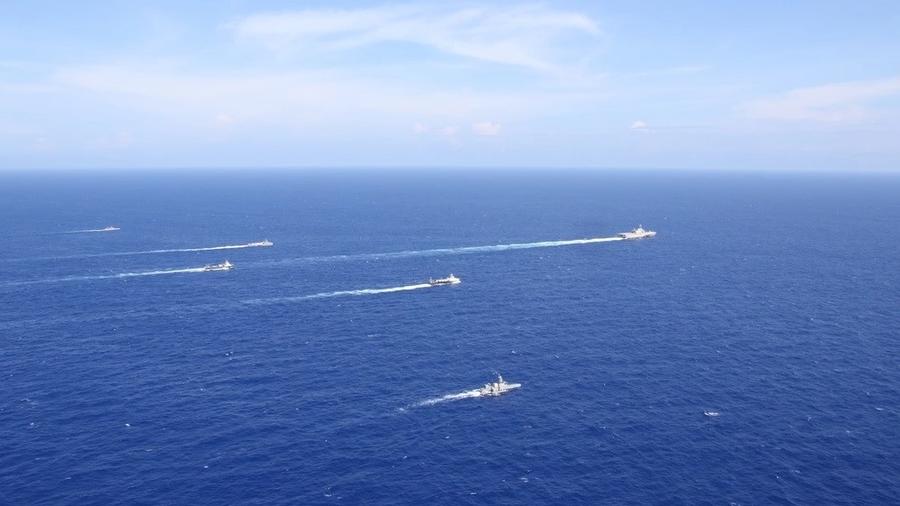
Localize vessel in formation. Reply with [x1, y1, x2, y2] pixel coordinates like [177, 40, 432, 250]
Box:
[203, 260, 233, 272]
[618, 225, 656, 240]
[479, 374, 521, 397]
[428, 274, 460, 286]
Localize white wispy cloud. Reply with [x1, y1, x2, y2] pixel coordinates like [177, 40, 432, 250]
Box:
[472, 121, 501, 136]
[20, 4, 604, 157]
[52, 64, 589, 139]
[213, 112, 237, 128]
[229, 4, 599, 72]
[0, 80, 58, 94]
[90, 130, 134, 151]
[0, 121, 38, 136]
[743, 77, 900, 122]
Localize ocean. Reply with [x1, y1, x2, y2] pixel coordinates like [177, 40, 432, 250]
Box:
[1, 169, 898, 504]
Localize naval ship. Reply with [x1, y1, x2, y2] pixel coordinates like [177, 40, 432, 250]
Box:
[478, 374, 521, 397]
[202, 260, 233, 272]
[428, 274, 460, 286]
[618, 225, 656, 240]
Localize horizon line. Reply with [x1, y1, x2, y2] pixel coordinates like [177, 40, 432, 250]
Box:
[1, 165, 898, 175]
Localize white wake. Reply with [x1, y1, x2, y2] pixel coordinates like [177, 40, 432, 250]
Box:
[141, 242, 271, 254]
[64, 227, 119, 234]
[12, 241, 273, 261]
[4, 266, 212, 286]
[2, 281, 438, 328]
[15, 235, 623, 265]
[109, 267, 209, 278]
[242, 282, 435, 305]
[412, 389, 485, 407]
[273, 235, 625, 266]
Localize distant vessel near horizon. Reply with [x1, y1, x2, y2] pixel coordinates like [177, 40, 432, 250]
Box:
[618, 225, 656, 240]
[478, 374, 521, 397]
[428, 274, 460, 286]
[202, 260, 233, 272]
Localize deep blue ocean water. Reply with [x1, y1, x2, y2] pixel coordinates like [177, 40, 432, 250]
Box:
[1, 169, 898, 505]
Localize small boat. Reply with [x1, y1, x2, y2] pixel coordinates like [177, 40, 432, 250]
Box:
[428, 274, 461, 286]
[100, 226, 120, 232]
[249, 240, 273, 247]
[478, 374, 521, 397]
[618, 225, 656, 240]
[203, 260, 233, 272]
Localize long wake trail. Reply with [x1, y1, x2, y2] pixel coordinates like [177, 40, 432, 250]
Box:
[4, 235, 626, 287]
[266, 235, 624, 267]
[8, 241, 272, 262]
[62, 227, 119, 234]
[12, 235, 623, 265]
[1, 280, 443, 331]
[3, 266, 209, 286]
[241, 283, 434, 305]
[410, 389, 485, 408]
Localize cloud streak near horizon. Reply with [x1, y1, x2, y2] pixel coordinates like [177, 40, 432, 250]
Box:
[743, 78, 900, 123]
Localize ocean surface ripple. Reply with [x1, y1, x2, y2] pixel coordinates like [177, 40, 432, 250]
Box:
[1, 170, 898, 505]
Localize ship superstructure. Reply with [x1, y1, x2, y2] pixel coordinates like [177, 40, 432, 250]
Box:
[618, 226, 656, 240]
[202, 260, 233, 272]
[478, 374, 521, 396]
[428, 274, 461, 286]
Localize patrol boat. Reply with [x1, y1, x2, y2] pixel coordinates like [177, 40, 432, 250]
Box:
[618, 225, 656, 240]
[478, 374, 521, 397]
[203, 260, 233, 272]
[249, 240, 273, 247]
[428, 274, 460, 286]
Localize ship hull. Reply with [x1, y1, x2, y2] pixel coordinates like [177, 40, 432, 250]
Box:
[479, 383, 522, 396]
[619, 232, 656, 240]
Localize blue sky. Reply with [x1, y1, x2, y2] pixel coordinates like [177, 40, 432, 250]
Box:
[1, 0, 899, 170]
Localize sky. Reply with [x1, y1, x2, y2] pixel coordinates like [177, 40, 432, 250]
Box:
[1, 0, 899, 171]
